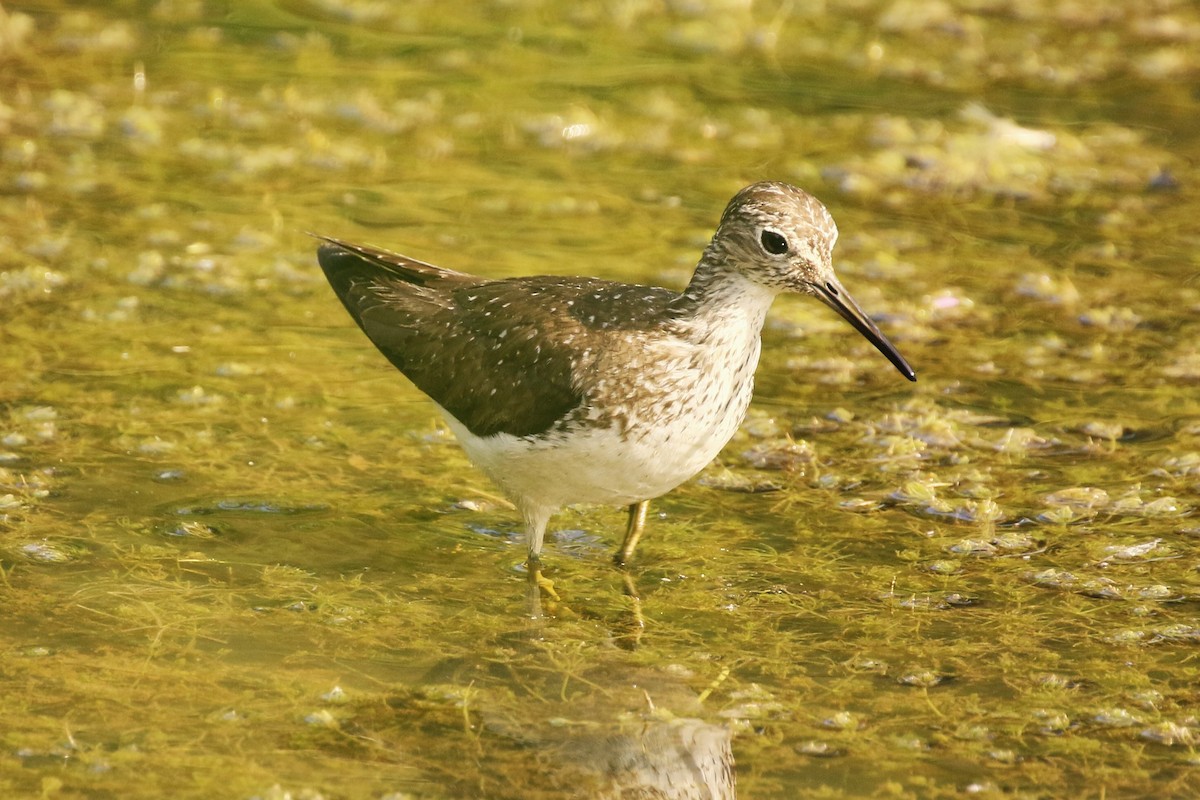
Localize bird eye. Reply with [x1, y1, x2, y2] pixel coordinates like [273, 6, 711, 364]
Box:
[760, 229, 788, 255]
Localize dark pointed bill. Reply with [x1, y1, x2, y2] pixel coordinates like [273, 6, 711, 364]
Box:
[813, 278, 917, 382]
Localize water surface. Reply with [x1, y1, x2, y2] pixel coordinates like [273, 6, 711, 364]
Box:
[2, 2, 1198, 797]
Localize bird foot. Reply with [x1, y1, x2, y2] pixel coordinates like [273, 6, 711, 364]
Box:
[526, 559, 560, 601]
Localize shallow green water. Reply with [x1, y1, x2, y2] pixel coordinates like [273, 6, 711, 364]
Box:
[2, 2, 1198, 798]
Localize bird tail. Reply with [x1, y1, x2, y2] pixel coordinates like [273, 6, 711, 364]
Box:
[311, 233, 471, 289]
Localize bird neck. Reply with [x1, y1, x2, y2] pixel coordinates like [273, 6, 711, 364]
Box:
[671, 250, 779, 339]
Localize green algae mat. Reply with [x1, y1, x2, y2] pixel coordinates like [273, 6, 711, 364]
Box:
[1, 2, 1198, 798]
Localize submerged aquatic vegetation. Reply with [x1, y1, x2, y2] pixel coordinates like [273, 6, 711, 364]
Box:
[1, 1, 1198, 798]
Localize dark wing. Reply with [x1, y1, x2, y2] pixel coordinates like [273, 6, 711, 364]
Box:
[316, 236, 588, 438]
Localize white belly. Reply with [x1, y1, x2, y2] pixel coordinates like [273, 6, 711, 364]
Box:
[438, 331, 760, 512]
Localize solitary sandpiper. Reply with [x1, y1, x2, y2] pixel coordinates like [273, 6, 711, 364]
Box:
[317, 182, 915, 566]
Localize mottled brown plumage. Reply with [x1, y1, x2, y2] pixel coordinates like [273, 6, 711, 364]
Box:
[317, 238, 683, 438]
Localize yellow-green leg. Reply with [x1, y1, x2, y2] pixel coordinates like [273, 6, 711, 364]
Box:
[613, 500, 649, 567]
[526, 555, 560, 601]
[615, 570, 645, 648]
